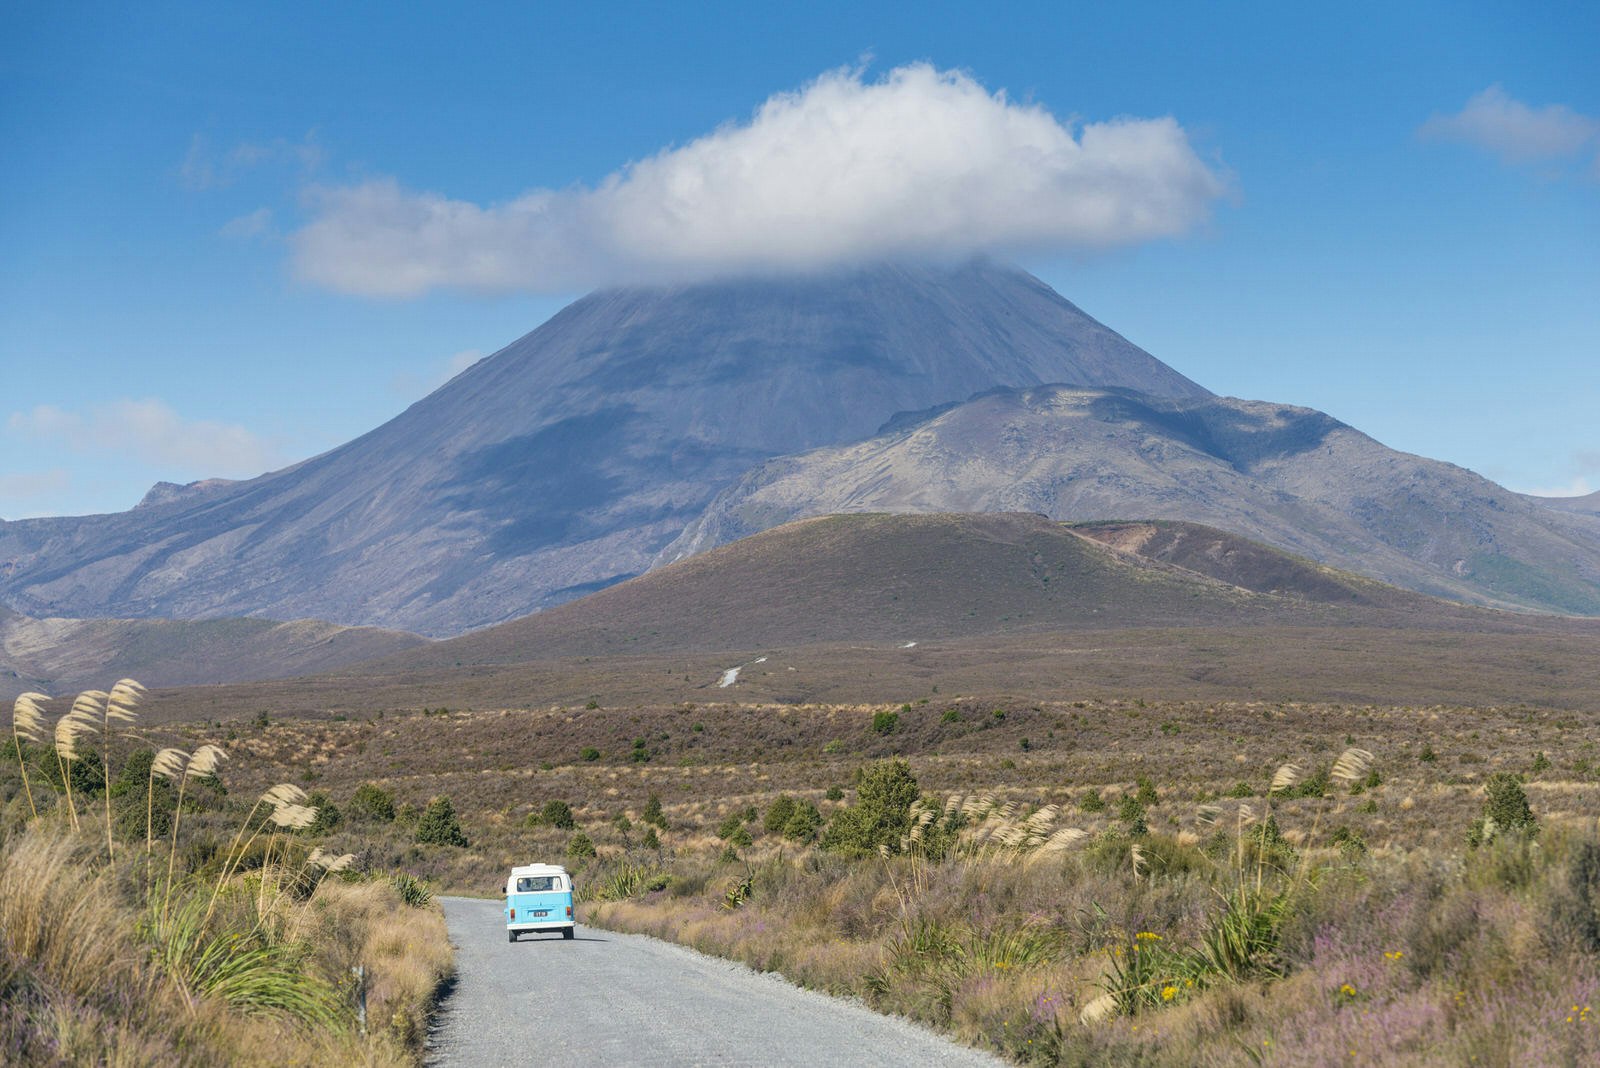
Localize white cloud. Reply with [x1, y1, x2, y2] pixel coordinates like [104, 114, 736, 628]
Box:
[1522, 476, 1594, 499]
[0, 468, 70, 502]
[8, 400, 281, 478]
[220, 207, 274, 239]
[1420, 85, 1599, 165]
[179, 131, 323, 191]
[291, 64, 1230, 297]
[387, 349, 486, 399]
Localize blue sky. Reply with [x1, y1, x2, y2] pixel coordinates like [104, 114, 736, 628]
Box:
[2, 1, 1596, 519]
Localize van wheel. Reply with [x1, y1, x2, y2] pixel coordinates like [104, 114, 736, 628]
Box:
[508, 931, 517, 943]
[563, 927, 575, 940]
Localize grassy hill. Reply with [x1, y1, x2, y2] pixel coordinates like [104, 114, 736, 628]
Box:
[393, 512, 1470, 669]
[133, 512, 1600, 721]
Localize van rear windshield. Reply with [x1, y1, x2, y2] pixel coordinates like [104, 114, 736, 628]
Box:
[515, 876, 559, 892]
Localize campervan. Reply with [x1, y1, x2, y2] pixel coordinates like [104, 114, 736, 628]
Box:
[504, 863, 575, 941]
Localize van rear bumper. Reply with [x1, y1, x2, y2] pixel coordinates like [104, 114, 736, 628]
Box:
[507, 920, 573, 932]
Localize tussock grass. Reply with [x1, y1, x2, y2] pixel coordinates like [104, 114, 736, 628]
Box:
[1, 682, 453, 1065]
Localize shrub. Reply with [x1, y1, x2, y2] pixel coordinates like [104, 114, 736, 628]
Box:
[782, 800, 824, 843]
[1532, 751, 1552, 774]
[542, 800, 576, 830]
[1117, 796, 1148, 836]
[941, 709, 961, 724]
[825, 785, 845, 801]
[349, 782, 396, 822]
[567, 831, 596, 859]
[716, 813, 753, 848]
[642, 793, 667, 828]
[870, 710, 899, 735]
[1419, 744, 1437, 763]
[641, 826, 661, 850]
[414, 796, 469, 847]
[306, 792, 342, 835]
[1469, 772, 1538, 847]
[580, 747, 601, 762]
[821, 759, 919, 857]
[1080, 790, 1106, 813]
[1135, 776, 1159, 806]
[764, 795, 797, 835]
[1224, 781, 1254, 798]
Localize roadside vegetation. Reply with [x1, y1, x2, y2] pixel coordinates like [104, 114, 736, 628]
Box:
[142, 691, 1600, 1066]
[1, 685, 452, 1066]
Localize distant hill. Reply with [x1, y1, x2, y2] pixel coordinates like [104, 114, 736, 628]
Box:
[149, 512, 1600, 720]
[0, 261, 1204, 636]
[373, 512, 1517, 672]
[0, 606, 427, 699]
[665, 387, 1600, 616]
[1523, 490, 1600, 520]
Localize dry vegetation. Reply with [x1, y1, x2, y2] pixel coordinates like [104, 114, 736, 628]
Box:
[1, 686, 452, 1066]
[123, 688, 1600, 1065]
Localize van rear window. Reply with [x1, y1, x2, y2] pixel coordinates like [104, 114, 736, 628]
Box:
[515, 876, 559, 892]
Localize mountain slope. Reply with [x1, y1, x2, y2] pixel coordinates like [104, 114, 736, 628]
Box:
[370, 512, 1528, 671]
[0, 262, 1203, 636]
[0, 605, 426, 699]
[664, 386, 1600, 615]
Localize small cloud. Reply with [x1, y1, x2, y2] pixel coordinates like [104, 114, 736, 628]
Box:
[1419, 85, 1599, 168]
[220, 207, 274, 239]
[291, 63, 1231, 298]
[0, 468, 71, 504]
[178, 130, 324, 191]
[1521, 476, 1594, 499]
[387, 349, 486, 399]
[443, 349, 483, 379]
[8, 399, 282, 478]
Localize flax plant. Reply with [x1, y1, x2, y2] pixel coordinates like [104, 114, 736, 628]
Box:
[9, 692, 50, 818]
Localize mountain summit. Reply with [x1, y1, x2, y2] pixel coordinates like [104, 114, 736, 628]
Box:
[0, 261, 1204, 635]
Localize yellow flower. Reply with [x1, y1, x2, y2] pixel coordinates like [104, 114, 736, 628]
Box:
[1136, 931, 1163, 942]
[1339, 984, 1357, 997]
[1161, 985, 1179, 1001]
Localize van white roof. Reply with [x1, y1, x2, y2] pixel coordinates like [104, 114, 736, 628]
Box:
[509, 863, 569, 877]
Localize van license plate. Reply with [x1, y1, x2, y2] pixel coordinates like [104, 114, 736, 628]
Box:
[533, 910, 549, 917]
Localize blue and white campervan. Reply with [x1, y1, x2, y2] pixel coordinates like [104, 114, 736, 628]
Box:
[505, 863, 575, 942]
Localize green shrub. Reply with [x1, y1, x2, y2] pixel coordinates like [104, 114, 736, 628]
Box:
[821, 759, 919, 857]
[1419, 744, 1437, 763]
[782, 800, 824, 842]
[641, 826, 661, 850]
[870, 710, 900, 735]
[1117, 796, 1148, 836]
[305, 792, 342, 835]
[1224, 781, 1254, 798]
[349, 782, 396, 822]
[825, 785, 845, 801]
[1532, 751, 1552, 774]
[1469, 772, 1538, 847]
[941, 709, 962, 724]
[763, 796, 797, 835]
[1135, 776, 1159, 806]
[580, 747, 601, 762]
[642, 793, 667, 828]
[1080, 790, 1106, 813]
[567, 830, 597, 858]
[542, 800, 576, 830]
[414, 796, 468, 848]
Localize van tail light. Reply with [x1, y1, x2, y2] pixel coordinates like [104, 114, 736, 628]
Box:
[509, 909, 515, 920]
[566, 906, 573, 918]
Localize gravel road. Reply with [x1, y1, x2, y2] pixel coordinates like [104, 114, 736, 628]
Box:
[428, 896, 1005, 1067]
